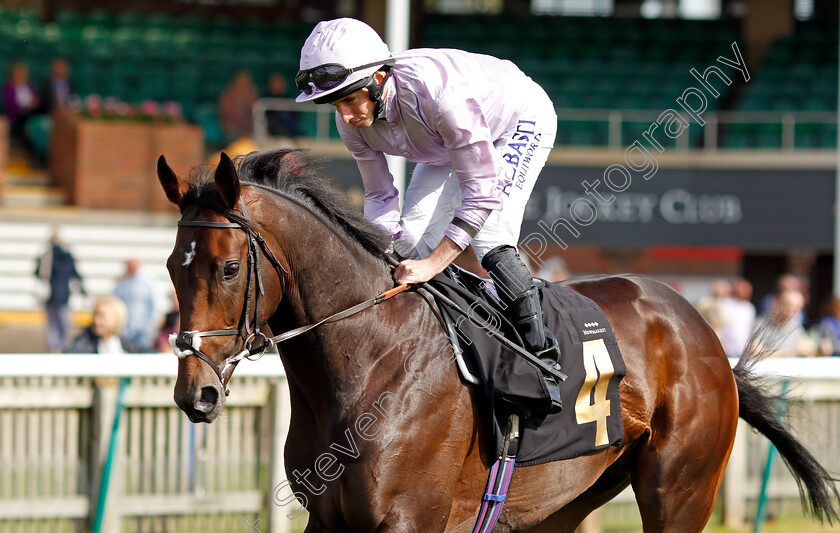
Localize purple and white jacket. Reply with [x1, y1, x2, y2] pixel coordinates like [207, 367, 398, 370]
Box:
[335, 48, 553, 249]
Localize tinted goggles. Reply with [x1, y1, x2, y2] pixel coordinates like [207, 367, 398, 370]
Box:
[296, 59, 395, 94]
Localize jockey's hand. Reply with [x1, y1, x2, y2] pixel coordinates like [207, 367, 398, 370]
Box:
[394, 258, 440, 284]
[393, 237, 463, 284]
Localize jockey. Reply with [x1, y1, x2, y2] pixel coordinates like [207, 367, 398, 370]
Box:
[296, 18, 562, 413]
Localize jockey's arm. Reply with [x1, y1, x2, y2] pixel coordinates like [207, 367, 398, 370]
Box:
[393, 237, 462, 284]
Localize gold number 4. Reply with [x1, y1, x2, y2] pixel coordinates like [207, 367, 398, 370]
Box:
[575, 338, 615, 446]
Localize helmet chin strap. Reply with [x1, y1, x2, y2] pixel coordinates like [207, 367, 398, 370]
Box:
[367, 68, 393, 121]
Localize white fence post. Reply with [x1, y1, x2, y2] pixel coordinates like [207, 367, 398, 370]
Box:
[267, 378, 294, 533]
[723, 418, 748, 528]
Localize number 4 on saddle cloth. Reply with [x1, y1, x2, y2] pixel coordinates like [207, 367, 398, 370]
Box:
[426, 266, 627, 465]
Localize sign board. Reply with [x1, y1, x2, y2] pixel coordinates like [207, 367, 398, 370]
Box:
[324, 160, 835, 252]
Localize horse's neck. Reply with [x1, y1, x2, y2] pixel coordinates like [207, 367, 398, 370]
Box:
[267, 196, 403, 414]
[281, 211, 392, 323]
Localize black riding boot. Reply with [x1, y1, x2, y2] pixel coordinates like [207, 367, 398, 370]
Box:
[482, 246, 563, 414]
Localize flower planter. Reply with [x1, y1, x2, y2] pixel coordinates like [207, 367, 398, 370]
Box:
[50, 111, 204, 212]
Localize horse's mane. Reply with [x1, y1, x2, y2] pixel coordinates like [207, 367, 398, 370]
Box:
[184, 149, 390, 259]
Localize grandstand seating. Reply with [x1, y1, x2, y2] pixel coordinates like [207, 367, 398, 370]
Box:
[420, 15, 740, 147]
[420, 15, 838, 149]
[725, 22, 837, 148]
[0, 8, 836, 149]
[0, 6, 315, 146]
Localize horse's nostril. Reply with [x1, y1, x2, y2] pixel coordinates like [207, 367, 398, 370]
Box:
[195, 386, 220, 413]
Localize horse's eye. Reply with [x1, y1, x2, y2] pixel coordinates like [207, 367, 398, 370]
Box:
[223, 262, 240, 278]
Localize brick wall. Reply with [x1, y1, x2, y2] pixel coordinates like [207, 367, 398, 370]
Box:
[51, 111, 204, 212]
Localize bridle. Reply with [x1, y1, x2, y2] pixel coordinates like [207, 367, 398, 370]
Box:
[172, 201, 411, 396]
[171, 192, 562, 401]
[173, 202, 289, 395]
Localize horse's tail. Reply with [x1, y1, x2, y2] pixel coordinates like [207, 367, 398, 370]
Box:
[733, 329, 839, 523]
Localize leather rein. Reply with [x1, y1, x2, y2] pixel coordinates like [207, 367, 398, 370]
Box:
[172, 203, 410, 396]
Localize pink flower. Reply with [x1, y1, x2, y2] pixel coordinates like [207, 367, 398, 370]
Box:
[103, 97, 120, 114]
[84, 94, 102, 116]
[140, 100, 160, 116]
[163, 101, 182, 118]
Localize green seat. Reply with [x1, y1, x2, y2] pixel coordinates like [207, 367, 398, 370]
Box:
[86, 10, 114, 29]
[101, 77, 129, 99]
[194, 103, 227, 146]
[143, 27, 170, 47]
[8, 6, 38, 24]
[755, 123, 782, 148]
[724, 123, 755, 148]
[146, 12, 175, 30]
[171, 28, 202, 58]
[112, 26, 143, 51]
[138, 77, 169, 101]
[115, 11, 144, 28]
[180, 14, 206, 31]
[209, 15, 236, 32]
[723, 132, 754, 149]
[56, 9, 83, 29]
[818, 124, 837, 147]
[25, 114, 52, 156]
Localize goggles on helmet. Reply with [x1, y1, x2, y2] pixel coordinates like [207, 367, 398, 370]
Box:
[296, 58, 395, 94]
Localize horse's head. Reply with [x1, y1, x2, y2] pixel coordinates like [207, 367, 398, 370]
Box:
[158, 152, 286, 423]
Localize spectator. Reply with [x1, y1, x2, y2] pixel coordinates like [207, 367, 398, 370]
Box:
[718, 278, 756, 358]
[536, 256, 570, 282]
[113, 258, 162, 351]
[35, 230, 86, 352]
[65, 295, 145, 354]
[264, 72, 300, 140]
[155, 291, 180, 352]
[752, 288, 828, 357]
[813, 295, 840, 356]
[759, 273, 807, 324]
[2, 62, 42, 165]
[696, 279, 732, 338]
[40, 58, 73, 113]
[218, 70, 258, 141]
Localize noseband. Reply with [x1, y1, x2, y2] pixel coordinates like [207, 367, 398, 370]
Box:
[173, 203, 289, 396]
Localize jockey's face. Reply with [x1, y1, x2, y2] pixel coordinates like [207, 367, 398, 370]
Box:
[331, 88, 377, 128]
[329, 70, 388, 129]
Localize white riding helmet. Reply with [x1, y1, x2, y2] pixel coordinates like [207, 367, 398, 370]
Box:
[295, 18, 393, 104]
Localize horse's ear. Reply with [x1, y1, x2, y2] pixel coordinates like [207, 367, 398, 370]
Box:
[157, 155, 190, 206]
[214, 152, 240, 209]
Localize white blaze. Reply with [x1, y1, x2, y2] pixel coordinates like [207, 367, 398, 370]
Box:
[183, 240, 196, 266]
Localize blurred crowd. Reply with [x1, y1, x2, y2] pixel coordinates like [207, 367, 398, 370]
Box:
[35, 231, 178, 354]
[3, 60, 301, 169]
[217, 68, 300, 144]
[32, 230, 840, 358]
[3, 59, 72, 167]
[696, 273, 840, 358]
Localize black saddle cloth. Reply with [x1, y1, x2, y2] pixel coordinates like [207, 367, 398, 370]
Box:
[427, 270, 626, 466]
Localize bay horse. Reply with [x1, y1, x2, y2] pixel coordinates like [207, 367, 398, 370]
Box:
[158, 149, 837, 533]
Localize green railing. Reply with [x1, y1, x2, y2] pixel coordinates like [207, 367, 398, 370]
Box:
[254, 98, 839, 151]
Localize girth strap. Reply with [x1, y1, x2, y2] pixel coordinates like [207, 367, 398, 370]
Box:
[472, 414, 519, 533]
